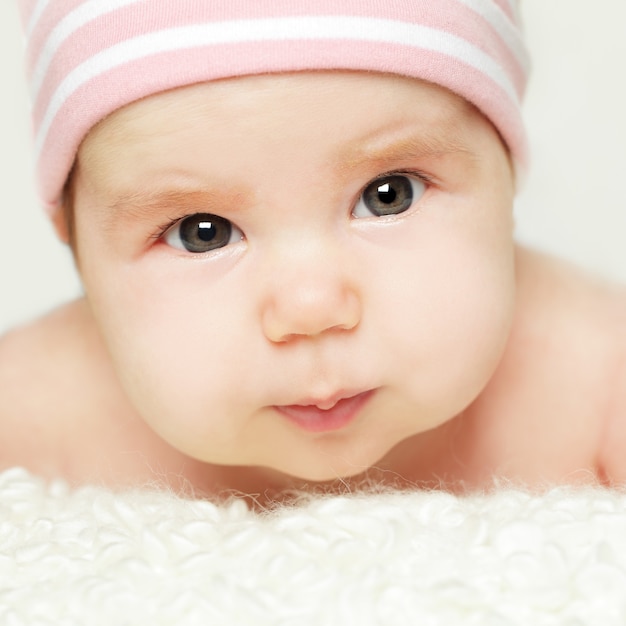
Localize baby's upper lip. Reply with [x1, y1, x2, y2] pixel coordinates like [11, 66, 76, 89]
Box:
[281, 389, 373, 411]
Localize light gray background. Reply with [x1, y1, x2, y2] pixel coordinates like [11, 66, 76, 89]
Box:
[1, 2, 625, 333]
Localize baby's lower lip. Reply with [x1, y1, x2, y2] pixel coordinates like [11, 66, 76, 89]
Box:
[274, 390, 375, 433]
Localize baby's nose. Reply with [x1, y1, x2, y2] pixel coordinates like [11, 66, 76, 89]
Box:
[260, 262, 361, 343]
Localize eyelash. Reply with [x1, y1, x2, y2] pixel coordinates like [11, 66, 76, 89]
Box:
[356, 168, 432, 196]
[149, 168, 433, 242]
[150, 216, 184, 242]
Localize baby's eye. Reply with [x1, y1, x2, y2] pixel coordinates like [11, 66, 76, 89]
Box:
[163, 213, 243, 253]
[353, 174, 426, 218]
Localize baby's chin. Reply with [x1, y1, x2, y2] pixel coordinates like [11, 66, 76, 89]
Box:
[251, 443, 396, 485]
[279, 462, 375, 484]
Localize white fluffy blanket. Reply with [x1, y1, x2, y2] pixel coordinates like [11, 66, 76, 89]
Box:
[2, 468, 626, 625]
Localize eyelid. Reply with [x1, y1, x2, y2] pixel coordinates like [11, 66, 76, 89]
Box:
[149, 211, 228, 241]
[368, 168, 432, 186]
[356, 168, 433, 199]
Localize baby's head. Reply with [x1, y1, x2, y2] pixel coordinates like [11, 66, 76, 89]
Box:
[20, 1, 529, 480]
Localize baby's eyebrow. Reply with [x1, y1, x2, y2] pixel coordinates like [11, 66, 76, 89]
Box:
[105, 188, 249, 220]
[338, 128, 475, 172]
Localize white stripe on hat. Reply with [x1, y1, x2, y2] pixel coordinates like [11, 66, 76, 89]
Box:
[29, 0, 144, 99]
[457, 0, 528, 72]
[25, 0, 52, 38]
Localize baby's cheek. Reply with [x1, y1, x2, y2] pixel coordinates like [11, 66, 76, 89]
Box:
[112, 330, 244, 453]
[88, 280, 242, 426]
[127, 314, 234, 392]
[392, 244, 514, 406]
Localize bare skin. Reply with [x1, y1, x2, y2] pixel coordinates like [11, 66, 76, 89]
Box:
[1, 73, 625, 504]
[1, 246, 625, 503]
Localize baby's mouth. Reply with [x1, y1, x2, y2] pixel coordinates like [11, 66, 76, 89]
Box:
[273, 390, 376, 433]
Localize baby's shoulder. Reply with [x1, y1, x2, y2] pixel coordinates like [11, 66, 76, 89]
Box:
[512, 246, 626, 381]
[534, 256, 626, 482]
[0, 299, 90, 398]
[0, 300, 109, 466]
[500, 247, 626, 478]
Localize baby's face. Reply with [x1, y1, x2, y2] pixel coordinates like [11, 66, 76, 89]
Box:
[72, 71, 516, 481]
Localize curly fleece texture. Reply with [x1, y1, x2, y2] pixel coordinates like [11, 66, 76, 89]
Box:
[2, 468, 626, 624]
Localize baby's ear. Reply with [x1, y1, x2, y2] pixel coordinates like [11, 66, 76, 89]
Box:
[53, 173, 76, 246]
[51, 205, 71, 245]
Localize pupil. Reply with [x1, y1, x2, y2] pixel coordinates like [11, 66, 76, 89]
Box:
[197, 221, 216, 242]
[377, 183, 397, 204]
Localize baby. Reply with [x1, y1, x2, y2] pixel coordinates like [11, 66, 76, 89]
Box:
[1, 0, 625, 502]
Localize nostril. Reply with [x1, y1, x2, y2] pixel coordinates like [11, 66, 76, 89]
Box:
[330, 318, 359, 334]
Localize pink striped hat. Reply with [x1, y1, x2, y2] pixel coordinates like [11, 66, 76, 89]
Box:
[18, 0, 529, 214]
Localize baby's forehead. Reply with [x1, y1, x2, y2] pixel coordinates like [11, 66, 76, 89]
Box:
[79, 72, 480, 168]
